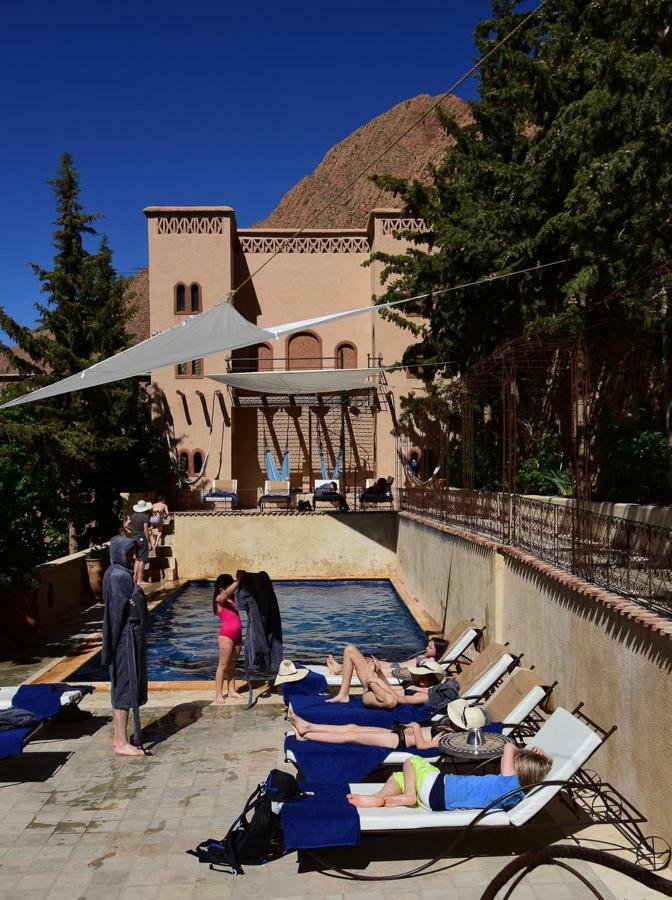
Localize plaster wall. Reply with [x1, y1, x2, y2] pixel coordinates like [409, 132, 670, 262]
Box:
[171, 511, 398, 579]
[395, 513, 672, 844]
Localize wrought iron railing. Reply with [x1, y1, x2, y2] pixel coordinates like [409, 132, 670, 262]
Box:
[399, 488, 672, 616]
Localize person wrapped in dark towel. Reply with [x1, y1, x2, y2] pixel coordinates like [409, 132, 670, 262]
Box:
[101, 536, 149, 756]
[235, 570, 283, 704]
[313, 481, 349, 511]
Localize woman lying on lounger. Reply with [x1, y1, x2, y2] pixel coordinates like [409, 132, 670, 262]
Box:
[326, 637, 449, 680]
[326, 644, 445, 709]
[290, 699, 501, 751]
[347, 743, 553, 810]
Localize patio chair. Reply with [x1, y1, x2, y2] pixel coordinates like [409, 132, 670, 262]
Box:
[360, 478, 394, 510]
[0, 683, 94, 760]
[305, 618, 483, 687]
[312, 479, 347, 511]
[258, 479, 292, 511]
[202, 478, 238, 510]
[323, 706, 615, 881]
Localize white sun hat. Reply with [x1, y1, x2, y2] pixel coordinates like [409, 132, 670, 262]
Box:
[274, 660, 310, 685]
[133, 500, 153, 513]
[406, 658, 444, 680]
[447, 698, 487, 731]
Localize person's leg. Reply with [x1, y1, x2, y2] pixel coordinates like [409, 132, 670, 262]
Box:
[347, 773, 403, 808]
[215, 636, 236, 704]
[290, 716, 396, 749]
[225, 643, 244, 700]
[384, 757, 419, 807]
[327, 644, 375, 703]
[290, 710, 393, 737]
[361, 675, 399, 709]
[326, 654, 343, 675]
[133, 558, 143, 584]
[112, 708, 144, 756]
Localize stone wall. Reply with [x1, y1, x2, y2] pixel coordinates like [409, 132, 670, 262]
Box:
[396, 511, 672, 845]
[171, 511, 398, 579]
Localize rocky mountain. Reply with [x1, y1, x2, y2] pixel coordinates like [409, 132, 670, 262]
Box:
[256, 93, 470, 228]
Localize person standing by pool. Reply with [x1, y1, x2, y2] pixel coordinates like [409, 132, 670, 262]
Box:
[101, 536, 149, 756]
[129, 500, 152, 584]
[149, 494, 169, 550]
[213, 573, 245, 704]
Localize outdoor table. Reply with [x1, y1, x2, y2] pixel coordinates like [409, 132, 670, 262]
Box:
[438, 730, 509, 773]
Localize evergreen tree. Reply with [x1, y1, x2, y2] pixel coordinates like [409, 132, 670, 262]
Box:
[372, 0, 672, 495]
[0, 153, 169, 560]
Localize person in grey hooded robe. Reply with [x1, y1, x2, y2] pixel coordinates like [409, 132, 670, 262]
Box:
[101, 536, 148, 756]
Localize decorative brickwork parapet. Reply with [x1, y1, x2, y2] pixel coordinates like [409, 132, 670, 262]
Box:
[156, 216, 228, 235]
[239, 235, 370, 254]
[379, 218, 429, 236]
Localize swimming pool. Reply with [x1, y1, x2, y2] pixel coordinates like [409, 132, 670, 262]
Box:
[73, 579, 426, 681]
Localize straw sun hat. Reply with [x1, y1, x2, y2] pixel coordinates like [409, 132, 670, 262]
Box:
[133, 500, 153, 513]
[406, 659, 444, 680]
[274, 660, 310, 685]
[446, 698, 487, 731]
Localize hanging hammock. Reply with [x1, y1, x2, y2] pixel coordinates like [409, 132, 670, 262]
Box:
[397, 449, 442, 487]
[263, 416, 290, 481]
[317, 413, 344, 481]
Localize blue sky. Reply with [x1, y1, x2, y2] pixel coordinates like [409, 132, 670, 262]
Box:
[1, 0, 534, 330]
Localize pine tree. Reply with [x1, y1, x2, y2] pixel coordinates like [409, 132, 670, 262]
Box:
[0, 154, 168, 558]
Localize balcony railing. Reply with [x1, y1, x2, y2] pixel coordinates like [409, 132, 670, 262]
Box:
[399, 488, 672, 616]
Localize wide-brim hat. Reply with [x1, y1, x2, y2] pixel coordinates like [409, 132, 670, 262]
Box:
[447, 698, 486, 731]
[406, 658, 444, 680]
[133, 500, 153, 513]
[274, 660, 310, 685]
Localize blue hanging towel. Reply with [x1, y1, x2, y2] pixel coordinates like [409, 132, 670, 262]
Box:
[280, 449, 290, 480]
[265, 449, 282, 481]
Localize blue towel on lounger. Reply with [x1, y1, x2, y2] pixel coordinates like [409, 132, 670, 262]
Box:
[284, 735, 441, 783]
[281, 781, 359, 850]
[281, 669, 328, 702]
[11, 684, 85, 721]
[0, 727, 35, 759]
[289, 694, 432, 727]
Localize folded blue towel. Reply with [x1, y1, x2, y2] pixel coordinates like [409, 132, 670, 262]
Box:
[285, 735, 442, 783]
[0, 726, 35, 759]
[12, 684, 85, 721]
[282, 670, 328, 701]
[290, 694, 432, 727]
[281, 782, 359, 850]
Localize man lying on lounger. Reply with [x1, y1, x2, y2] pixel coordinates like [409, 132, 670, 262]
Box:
[326, 637, 449, 681]
[326, 644, 445, 709]
[347, 743, 552, 810]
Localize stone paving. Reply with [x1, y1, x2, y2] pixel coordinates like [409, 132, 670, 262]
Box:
[1, 690, 667, 899]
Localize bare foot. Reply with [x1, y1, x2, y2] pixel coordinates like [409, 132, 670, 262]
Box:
[291, 727, 308, 741]
[214, 697, 226, 705]
[225, 694, 246, 704]
[113, 742, 145, 757]
[227, 691, 245, 700]
[347, 793, 385, 808]
[326, 695, 349, 704]
[384, 794, 416, 808]
[326, 655, 343, 675]
[288, 711, 310, 737]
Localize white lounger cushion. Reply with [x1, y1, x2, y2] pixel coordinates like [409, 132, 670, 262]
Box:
[350, 707, 602, 832]
[464, 653, 514, 701]
[305, 626, 479, 687]
[0, 686, 84, 710]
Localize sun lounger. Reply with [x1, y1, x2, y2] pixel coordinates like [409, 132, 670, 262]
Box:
[285, 667, 551, 773]
[258, 479, 292, 510]
[305, 618, 483, 687]
[348, 706, 608, 833]
[0, 683, 93, 760]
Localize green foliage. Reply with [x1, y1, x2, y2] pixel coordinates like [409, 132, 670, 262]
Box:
[594, 411, 670, 504]
[0, 154, 170, 572]
[517, 432, 572, 496]
[371, 0, 672, 497]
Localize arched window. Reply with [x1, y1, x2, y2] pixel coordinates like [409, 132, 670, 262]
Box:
[175, 283, 186, 313]
[192, 449, 204, 473]
[178, 451, 189, 472]
[257, 342, 273, 371]
[190, 283, 202, 313]
[336, 342, 357, 369]
[287, 331, 322, 370]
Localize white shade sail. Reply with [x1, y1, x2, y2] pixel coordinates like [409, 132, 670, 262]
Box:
[0, 294, 410, 409]
[208, 367, 386, 395]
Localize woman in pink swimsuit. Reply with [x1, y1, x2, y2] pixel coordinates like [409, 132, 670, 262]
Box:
[213, 573, 244, 703]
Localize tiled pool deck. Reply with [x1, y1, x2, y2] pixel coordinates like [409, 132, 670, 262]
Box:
[0, 690, 668, 900]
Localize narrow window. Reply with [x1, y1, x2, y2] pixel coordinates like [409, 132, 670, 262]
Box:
[192, 450, 204, 473]
[190, 283, 201, 312]
[178, 451, 189, 472]
[175, 283, 186, 313]
[336, 342, 357, 369]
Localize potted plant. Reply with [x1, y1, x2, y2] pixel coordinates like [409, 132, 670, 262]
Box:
[85, 545, 110, 599]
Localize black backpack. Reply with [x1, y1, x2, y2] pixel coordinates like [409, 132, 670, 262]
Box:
[188, 769, 305, 876]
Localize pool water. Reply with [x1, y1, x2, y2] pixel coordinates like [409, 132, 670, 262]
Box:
[72, 579, 426, 681]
